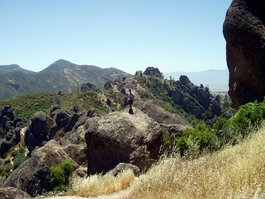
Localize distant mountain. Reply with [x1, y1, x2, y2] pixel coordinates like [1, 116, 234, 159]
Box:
[165, 69, 229, 92]
[0, 60, 131, 100]
[0, 64, 33, 75]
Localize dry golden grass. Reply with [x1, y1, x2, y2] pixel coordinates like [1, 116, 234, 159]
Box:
[69, 125, 265, 199]
[68, 169, 135, 197]
[127, 125, 265, 199]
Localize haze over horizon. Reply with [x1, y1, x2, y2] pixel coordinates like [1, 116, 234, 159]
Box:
[1, 0, 232, 74]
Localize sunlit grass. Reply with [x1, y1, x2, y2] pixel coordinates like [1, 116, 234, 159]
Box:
[127, 125, 265, 199]
[69, 169, 135, 197]
[69, 125, 265, 199]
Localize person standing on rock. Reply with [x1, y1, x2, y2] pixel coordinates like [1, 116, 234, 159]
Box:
[127, 89, 135, 114]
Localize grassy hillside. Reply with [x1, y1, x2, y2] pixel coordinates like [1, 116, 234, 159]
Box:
[0, 91, 108, 118]
[69, 124, 265, 199]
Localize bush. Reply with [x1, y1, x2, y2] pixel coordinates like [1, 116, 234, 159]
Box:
[0, 160, 12, 177]
[162, 130, 177, 151]
[49, 159, 74, 192]
[11, 143, 27, 170]
[13, 152, 26, 169]
[228, 101, 265, 135]
[212, 100, 265, 146]
[176, 123, 219, 155]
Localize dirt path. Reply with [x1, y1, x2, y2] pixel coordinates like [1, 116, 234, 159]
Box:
[44, 188, 131, 199]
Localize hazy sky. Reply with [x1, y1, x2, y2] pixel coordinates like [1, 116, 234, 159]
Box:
[0, 0, 232, 74]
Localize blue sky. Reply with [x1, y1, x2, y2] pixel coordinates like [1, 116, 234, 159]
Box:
[0, 0, 232, 74]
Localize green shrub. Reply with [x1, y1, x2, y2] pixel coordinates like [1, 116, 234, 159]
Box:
[13, 152, 27, 169]
[71, 101, 80, 112]
[0, 160, 12, 177]
[49, 159, 74, 192]
[176, 123, 219, 156]
[228, 101, 265, 135]
[162, 130, 176, 151]
[212, 100, 265, 146]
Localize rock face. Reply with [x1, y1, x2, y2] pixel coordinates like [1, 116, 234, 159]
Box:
[2, 140, 77, 197]
[24, 108, 90, 152]
[24, 112, 55, 153]
[223, 0, 265, 107]
[0, 105, 22, 157]
[134, 101, 189, 127]
[85, 108, 188, 175]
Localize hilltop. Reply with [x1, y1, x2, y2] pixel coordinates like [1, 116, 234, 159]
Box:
[0, 60, 131, 100]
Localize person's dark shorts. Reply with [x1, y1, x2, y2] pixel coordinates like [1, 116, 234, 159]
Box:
[128, 99, 133, 105]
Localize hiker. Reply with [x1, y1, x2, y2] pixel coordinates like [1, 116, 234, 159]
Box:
[127, 89, 135, 114]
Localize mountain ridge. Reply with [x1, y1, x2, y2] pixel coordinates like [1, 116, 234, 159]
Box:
[0, 59, 131, 100]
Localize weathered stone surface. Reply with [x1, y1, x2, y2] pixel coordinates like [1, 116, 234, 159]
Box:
[52, 109, 71, 129]
[62, 144, 87, 166]
[85, 108, 187, 175]
[2, 140, 77, 197]
[109, 163, 140, 177]
[223, 0, 265, 107]
[24, 112, 55, 153]
[60, 110, 94, 145]
[134, 100, 190, 127]
[0, 105, 22, 157]
[0, 187, 31, 199]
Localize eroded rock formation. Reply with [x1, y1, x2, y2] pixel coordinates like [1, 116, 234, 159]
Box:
[85, 108, 189, 175]
[223, 0, 265, 107]
[2, 140, 78, 197]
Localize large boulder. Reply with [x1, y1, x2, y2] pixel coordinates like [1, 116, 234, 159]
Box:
[24, 112, 55, 153]
[85, 108, 188, 175]
[143, 67, 163, 77]
[0, 187, 31, 199]
[0, 105, 22, 157]
[51, 109, 71, 129]
[2, 140, 77, 197]
[223, 0, 265, 107]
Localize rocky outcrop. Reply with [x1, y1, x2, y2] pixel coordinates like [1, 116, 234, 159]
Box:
[0, 105, 22, 157]
[164, 76, 221, 119]
[144, 67, 163, 77]
[0, 187, 31, 199]
[223, 0, 265, 107]
[134, 101, 189, 127]
[81, 82, 98, 91]
[59, 110, 95, 145]
[51, 108, 71, 129]
[24, 108, 92, 152]
[24, 112, 55, 153]
[2, 140, 77, 197]
[85, 108, 188, 175]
